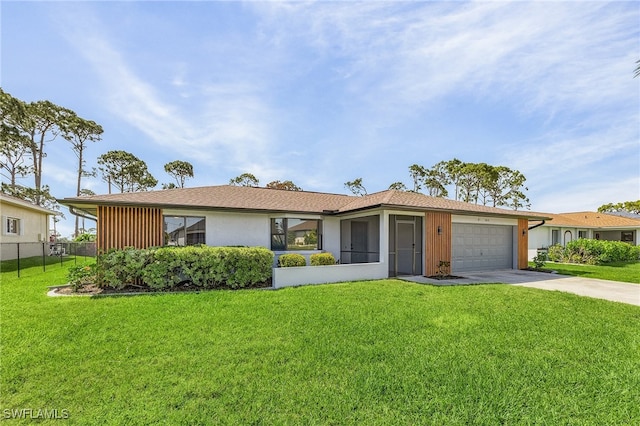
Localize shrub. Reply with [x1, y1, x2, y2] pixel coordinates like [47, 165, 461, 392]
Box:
[547, 244, 564, 262]
[532, 252, 547, 270]
[96, 246, 274, 290]
[278, 253, 306, 267]
[67, 264, 97, 292]
[545, 240, 640, 265]
[96, 247, 152, 289]
[310, 253, 336, 266]
[437, 260, 451, 276]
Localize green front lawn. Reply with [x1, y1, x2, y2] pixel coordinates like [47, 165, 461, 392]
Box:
[1, 263, 639, 424]
[533, 261, 640, 284]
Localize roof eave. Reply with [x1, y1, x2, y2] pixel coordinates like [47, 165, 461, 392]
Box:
[58, 198, 331, 216]
[338, 202, 550, 220]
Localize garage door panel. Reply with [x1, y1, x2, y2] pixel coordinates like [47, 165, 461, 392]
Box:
[452, 224, 513, 272]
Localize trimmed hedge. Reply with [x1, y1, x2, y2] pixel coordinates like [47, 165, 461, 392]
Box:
[277, 253, 306, 267]
[93, 246, 273, 290]
[310, 253, 336, 266]
[546, 240, 640, 265]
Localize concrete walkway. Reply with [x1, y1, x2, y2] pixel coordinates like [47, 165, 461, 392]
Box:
[401, 270, 640, 306]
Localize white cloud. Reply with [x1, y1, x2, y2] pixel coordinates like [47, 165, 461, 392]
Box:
[56, 7, 283, 180]
[253, 2, 638, 120]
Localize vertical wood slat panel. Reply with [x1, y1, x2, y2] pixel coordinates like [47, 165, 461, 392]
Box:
[97, 205, 163, 253]
[424, 212, 452, 276]
[518, 218, 529, 270]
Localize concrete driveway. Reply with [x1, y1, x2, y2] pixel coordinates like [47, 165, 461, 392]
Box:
[402, 270, 640, 306]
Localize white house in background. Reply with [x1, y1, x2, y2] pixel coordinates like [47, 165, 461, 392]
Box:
[0, 193, 57, 260]
[527, 211, 640, 259]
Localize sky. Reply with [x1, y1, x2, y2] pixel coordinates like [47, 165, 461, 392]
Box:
[1, 1, 639, 238]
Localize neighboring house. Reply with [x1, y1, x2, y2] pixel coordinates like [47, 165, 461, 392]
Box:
[59, 185, 548, 287]
[0, 193, 56, 260]
[528, 211, 640, 259]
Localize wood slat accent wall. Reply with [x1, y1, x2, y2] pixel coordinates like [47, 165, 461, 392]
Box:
[518, 218, 529, 269]
[97, 205, 164, 252]
[424, 212, 452, 276]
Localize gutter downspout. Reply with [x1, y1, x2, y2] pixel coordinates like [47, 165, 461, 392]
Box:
[69, 206, 97, 222]
[528, 220, 546, 231]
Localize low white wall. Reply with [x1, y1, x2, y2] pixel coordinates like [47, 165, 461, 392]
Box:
[273, 262, 388, 288]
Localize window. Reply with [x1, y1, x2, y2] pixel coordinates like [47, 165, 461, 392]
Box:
[164, 216, 205, 246]
[578, 230, 588, 239]
[271, 218, 321, 251]
[4, 217, 20, 235]
[551, 230, 560, 245]
[621, 231, 634, 242]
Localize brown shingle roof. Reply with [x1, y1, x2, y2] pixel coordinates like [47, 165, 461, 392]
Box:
[61, 185, 353, 214]
[338, 190, 539, 218]
[59, 185, 548, 220]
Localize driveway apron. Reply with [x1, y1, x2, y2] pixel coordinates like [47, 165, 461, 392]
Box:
[402, 270, 640, 306]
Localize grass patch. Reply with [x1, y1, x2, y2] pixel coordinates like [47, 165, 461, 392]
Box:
[532, 261, 640, 284]
[0, 254, 93, 274]
[1, 263, 639, 424]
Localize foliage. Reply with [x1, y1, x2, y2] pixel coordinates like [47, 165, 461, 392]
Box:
[546, 244, 564, 262]
[61, 114, 103, 235]
[388, 181, 408, 191]
[278, 253, 306, 267]
[437, 260, 451, 276]
[229, 172, 259, 187]
[95, 246, 273, 290]
[0, 88, 81, 206]
[97, 247, 150, 289]
[310, 253, 336, 266]
[344, 177, 367, 196]
[396, 159, 530, 210]
[142, 246, 273, 290]
[546, 240, 640, 264]
[532, 252, 547, 269]
[597, 200, 640, 215]
[97, 150, 158, 193]
[0, 119, 32, 186]
[164, 160, 193, 188]
[408, 164, 425, 192]
[0, 88, 80, 209]
[73, 233, 96, 242]
[67, 264, 97, 291]
[266, 180, 302, 191]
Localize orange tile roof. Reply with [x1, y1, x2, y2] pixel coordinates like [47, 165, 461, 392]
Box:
[59, 185, 548, 219]
[534, 211, 640, 228]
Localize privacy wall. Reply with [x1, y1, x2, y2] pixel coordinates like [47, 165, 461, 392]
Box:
[97, 206, 163, 252]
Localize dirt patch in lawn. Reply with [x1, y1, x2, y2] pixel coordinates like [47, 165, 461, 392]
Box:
[52, 280, 273, 296]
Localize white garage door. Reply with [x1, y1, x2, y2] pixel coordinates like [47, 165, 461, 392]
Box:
[452, 224, 513, 272]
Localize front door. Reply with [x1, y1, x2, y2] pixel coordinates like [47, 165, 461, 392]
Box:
[396, 221, 416, 275]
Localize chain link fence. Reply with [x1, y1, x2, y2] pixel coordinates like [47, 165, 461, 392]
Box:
[1, 242, 97, 277]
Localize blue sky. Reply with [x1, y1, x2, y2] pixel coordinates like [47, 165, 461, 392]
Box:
[2, 1, 639, 238]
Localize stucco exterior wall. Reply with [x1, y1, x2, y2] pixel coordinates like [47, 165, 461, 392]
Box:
[1, 202, 50, 243]
[1, 200, 51, 261]
[164, 209, 343, 266]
